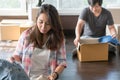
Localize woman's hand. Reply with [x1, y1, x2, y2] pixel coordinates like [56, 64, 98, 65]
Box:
[48, 72, 58, 80]
[48, 75, 54, 80]
[9, 57, 15, 63]
[9, 55, 21, 63]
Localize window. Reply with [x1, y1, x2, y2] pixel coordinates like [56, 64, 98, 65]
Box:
[0, 0, 120, 16]
[103, 0, 120, 8]
[0, 0, 26, 16]
[43, 0, 120, 15]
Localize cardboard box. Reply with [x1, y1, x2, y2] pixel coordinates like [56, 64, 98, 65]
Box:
[77, 38, 108, 62]
[0, 19, 32, 40]
[19, 23, 32, 34]
[0, 24, 20, 40]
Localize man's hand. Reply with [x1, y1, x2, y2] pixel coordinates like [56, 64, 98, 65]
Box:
[111, 33, 117, 38]
[74, 38, 80, 47]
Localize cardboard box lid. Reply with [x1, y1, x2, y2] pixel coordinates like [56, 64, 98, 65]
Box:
[1, 19, 28, 24]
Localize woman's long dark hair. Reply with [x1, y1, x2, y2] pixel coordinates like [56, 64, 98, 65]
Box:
[29, 4, 64, 50]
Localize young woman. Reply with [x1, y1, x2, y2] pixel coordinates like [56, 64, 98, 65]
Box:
[10, 4, 66, 80]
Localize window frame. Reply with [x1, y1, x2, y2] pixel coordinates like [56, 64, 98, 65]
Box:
[0, 0, 27, 16]
[57, 0, 120, 15]
[0, 0, 120, 16]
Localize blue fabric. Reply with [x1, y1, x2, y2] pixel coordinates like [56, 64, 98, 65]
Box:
[0, 59, 30, 80]
[98, 35, 120, 45]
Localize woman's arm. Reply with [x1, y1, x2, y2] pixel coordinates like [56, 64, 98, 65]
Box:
[48, 40, 67, 80]
[48, 65, 65, 80]
[9, 31, 26, 63]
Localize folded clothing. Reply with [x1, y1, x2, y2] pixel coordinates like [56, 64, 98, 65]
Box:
[0, 59, 30, 80]
[98, 35, 120, 45]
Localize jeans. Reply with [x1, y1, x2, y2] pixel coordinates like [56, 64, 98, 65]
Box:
[0, 59, 30, 80]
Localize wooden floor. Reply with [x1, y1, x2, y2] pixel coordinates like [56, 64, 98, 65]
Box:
[0, 33, 120, 80]
[60, 36, 120, 80]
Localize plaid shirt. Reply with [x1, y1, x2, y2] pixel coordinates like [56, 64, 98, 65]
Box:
[13, 28, 67, 75]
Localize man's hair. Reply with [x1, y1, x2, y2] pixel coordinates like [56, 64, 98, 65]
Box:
[88, 0, 103, 6]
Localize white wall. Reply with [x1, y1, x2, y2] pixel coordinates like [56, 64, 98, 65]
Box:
[108, 8, 120, 24]
[32, 7, 120, 24]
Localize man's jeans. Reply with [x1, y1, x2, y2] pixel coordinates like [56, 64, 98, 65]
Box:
[0, 59, 30, 80]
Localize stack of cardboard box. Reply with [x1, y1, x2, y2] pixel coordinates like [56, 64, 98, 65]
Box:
[0, 19, 32, 40]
